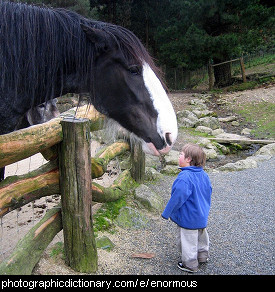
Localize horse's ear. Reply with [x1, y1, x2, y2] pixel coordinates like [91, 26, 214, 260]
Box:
[81, 24, 108, 47]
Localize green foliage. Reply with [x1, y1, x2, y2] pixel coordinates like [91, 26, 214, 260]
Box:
[14, 0, 95, 17]
[97, 0, 273, 71]
[15, 0, 274, 77]
[93, 197, 127, 233]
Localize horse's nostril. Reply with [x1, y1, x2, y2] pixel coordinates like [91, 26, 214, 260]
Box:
[165, 132, 172, 146]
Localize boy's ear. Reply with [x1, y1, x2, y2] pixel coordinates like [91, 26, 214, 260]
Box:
[186, 157, 192, 163]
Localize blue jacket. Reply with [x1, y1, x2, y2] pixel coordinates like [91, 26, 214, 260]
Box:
[162, 166, 212, 229]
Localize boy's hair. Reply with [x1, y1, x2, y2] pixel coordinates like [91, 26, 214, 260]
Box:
[182, 143, 206, 167]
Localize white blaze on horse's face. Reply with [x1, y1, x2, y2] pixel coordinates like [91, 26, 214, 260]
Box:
[142, 63, 178, 156]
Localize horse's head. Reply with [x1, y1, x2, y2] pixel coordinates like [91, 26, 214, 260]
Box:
[82, 25, 177, 156]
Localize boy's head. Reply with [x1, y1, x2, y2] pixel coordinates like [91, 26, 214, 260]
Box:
[179, 143, 206, 168]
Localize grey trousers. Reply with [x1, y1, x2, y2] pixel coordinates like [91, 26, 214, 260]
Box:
[177, 226, 209, 270]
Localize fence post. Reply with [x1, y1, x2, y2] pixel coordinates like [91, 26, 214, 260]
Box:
[208, 62, 214, 90]
[240, 57, 247, 83]
[58, 117, 97, 273]
[130, 142, 145, 183]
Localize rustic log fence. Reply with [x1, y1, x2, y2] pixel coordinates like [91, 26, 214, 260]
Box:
[208, 57, 246, 90]
[0, 105, 143, 274]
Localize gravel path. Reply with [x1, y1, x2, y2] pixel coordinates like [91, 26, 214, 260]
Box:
[93, 157, 275, 275]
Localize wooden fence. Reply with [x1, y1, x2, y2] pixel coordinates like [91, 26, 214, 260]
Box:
[208, 57, 246, 90]
[0, 105, 144, 274]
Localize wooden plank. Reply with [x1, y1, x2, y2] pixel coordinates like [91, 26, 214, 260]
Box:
[212, 58, 239, 67]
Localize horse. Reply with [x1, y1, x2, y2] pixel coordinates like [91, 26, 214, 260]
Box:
[0, 99, 60, 181]
[0, 2, 177, 169]
[15, 99, 60, 130]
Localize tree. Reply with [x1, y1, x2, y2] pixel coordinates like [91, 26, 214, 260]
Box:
[14, 0, 94, 17]
[15, 0, 274, 88]
[153, 0, 274, 87]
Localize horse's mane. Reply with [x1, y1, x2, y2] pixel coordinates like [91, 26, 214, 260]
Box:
[0, 1, 160, 107]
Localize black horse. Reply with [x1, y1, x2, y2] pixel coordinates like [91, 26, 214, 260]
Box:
[0, 99, 60, 181]
[0, 2, 177, 161]
[15, 99, 59, 130]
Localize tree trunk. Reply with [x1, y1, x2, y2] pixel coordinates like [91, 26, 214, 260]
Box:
[213, 59, 232, 87]
[58, 117, 97, 273]
[0, 206, 62, 275]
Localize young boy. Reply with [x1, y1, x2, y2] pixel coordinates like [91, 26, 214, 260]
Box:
[162, 143, 212, 273]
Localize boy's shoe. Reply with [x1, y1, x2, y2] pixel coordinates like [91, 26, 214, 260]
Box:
[198, 258, 209, 264]
[177, 262, 198, 273]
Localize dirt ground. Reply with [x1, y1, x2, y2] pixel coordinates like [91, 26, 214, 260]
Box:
[0, 84, 274, 274]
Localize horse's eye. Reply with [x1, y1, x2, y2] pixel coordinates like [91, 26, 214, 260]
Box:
[128, 65, 141, 75]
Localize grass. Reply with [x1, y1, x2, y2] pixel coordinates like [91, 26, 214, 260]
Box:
[183, 127, 214, 138]
[236, 102, 275, 139]
[245, 53, 275, 69]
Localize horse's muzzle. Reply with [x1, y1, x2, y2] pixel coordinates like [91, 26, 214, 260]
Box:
[144, 132, 174, 156]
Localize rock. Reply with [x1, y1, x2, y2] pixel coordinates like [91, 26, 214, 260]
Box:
[164, 150, 179, 165]
[241, 128, 252, 136]
[214, 143, 230, 155]
[195, 126, 213, 134]
[177, 110, 198, 128]
[231, 121, 240, 127]
[145, 167, 163, 181]
[96, 236, 115, 251]
[196, 116, 220, 130]
[177, 117, 197, 128]
[160, 165, 180, 176]
[192, 109, 214, 118]
[252, 155, 272, 162]
[177, 110, 198, 122]
[215, 143, 275, 172]
[217, 157, 258, 172]
[254, 143, 275, 157]
[198, 137, 229, 158]
[189, 99, 208, 110]
[218, 116, 237, 122]
[145, 155, 161, 169]
[212, 128, 225, 136]
[199, 138, 214, 149]
[203, 148, 218, 160]
[115, 207, 149, 229]
[134, 184, 164, 212]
